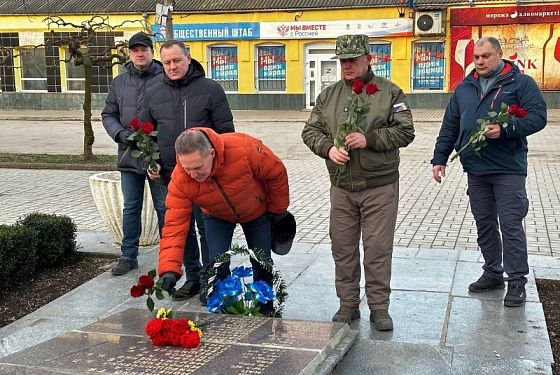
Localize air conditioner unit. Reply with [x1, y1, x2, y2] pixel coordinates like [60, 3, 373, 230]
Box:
[414, 11, 444, 36]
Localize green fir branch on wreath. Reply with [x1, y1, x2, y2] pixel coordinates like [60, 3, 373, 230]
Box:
[206, 244, 288, 318]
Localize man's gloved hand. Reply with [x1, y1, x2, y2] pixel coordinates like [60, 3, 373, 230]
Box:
[161, 272, 177, 294]
[117, 130, 134, 147]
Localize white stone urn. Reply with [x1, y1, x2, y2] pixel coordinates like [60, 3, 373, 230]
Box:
[89, 171, 160, 246]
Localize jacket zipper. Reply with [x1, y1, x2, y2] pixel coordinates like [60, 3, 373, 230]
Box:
[183, 99, 187, 129]
[212, 177, 240, 223]
[474, 73, 512, 114]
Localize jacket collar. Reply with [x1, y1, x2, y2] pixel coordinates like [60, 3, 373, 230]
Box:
[468, 59, 516, 81]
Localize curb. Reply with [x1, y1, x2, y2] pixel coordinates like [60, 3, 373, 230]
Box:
[0, 162, 116, 171]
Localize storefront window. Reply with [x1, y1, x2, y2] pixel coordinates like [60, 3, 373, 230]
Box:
[209, 46, 238, 91]
[256, 45, 286, 91]
[65, 47, 85, 92]
[412, 42, 445, 90]
[20, 47, 47, 91]
[370, 43, 391, 80]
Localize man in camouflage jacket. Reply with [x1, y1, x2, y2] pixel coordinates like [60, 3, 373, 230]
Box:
[302, 34, 414, 330]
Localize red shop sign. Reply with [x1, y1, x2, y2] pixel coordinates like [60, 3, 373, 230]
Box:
[451, 5, 560, 26]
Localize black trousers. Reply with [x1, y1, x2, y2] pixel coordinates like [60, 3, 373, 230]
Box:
[467, 173, 529, 285]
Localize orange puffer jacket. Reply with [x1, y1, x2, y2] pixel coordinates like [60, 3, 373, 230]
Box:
[158, 127, 290, 276]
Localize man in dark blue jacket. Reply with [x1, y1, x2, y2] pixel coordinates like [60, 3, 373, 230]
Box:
[432, 37, 547, 307]
[102, 32, 165, 276]
[142, 40, 235, 305]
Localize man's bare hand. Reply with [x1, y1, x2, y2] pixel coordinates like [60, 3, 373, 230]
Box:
[328, 146, 350, 165]
[484, 123, 501, 139]
[344, 132, 366, 149]
[147, 163, 161, 180]
[433, 165, 446, 183]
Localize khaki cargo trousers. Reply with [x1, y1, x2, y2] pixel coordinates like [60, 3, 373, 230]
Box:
[330, 181, 399, 310]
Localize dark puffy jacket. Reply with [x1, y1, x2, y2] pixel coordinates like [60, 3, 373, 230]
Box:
[432, 61, 547, 175]
[101, 61, 164, 173]
[143, 58, 235, 184]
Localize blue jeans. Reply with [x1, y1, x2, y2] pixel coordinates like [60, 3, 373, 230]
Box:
[120, 171, 166, 260]
[203, 212, 273, 285]
[467, 173, 529, 285]
[183, 205, 209, 282]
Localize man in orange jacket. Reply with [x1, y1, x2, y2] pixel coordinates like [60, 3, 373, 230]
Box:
[158, 128, 290, 314]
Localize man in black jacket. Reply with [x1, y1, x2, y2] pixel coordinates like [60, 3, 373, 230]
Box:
[102, 32, 165, 276]
[143, 40, 235, 304]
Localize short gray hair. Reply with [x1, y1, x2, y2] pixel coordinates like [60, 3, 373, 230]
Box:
[175, 130, 212, 156]
[476, 37, 502, 53]
[160, 40, 190, 55]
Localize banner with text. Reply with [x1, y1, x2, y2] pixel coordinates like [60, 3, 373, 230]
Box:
[257, 46, 286, 80]
[210, 47, 238, 81]
[412, 42, 445, 90]
[153, 19, 412, 41]
[260, 19, 412, 39]
[451, 5, 560, 26]
[152, 23, 259, 41]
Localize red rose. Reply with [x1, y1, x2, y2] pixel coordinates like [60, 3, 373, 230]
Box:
[352, 80, 365, 94]
[172, 319, 190, 331]
[507, 104, 528, 119]
[180, 330, 201, 348]
[145, 318, 164, 337]
[168, 332, 183, 347]
[141, 122, 155, 134]
[365, 82, 379, 95]
[130, 118, 141, 131]
[130, 284, 145, 298]
[150, 333, 168, 346]
[138, 275, 154, 289]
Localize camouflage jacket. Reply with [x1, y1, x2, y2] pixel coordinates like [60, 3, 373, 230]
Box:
[301, 70, 415, 191]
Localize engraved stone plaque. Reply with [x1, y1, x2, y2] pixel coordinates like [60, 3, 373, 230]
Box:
[0, 308, 355, 374]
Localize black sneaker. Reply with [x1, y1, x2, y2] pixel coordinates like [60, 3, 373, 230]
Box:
[172, 280, 200, 301]
[504, 284, 526, 307]
[111, 258, 138, 276]
[468, 275, 505, 293]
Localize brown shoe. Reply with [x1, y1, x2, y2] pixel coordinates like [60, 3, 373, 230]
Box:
[332, 307, 360, 324]
[370, 309, 394, 331]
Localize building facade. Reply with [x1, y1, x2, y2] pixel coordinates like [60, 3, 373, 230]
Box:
[0, 0, 558, 109]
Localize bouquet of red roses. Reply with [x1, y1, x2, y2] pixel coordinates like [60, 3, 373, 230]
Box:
[131, 271, 203, 349]
[449, 103, 527, 162]
[333, 79, 379, 185]
[122, 119, 161, 189]
[145, 308, 202, 349]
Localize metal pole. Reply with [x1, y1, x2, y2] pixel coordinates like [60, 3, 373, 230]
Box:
[163, 0, 174, 40]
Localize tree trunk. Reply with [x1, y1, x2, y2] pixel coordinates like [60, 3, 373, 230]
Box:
[83, 61, 94, 161]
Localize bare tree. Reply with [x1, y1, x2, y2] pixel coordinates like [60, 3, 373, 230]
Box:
[43, 15, 143, 160]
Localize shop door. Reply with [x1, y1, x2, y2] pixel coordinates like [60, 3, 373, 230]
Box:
[306, 54, 338, 108]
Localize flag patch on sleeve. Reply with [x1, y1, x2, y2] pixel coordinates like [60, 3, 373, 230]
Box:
[392, 103, 407, 112]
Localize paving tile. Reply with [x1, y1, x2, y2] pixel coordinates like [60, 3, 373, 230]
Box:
[452, 261, 540, 303]
[355, 290, 449, 346]
[334, 340, 453, 375]
[446, 298, 553, 364]
[391, 258, 456, 292]
[450, 353, 552, 375]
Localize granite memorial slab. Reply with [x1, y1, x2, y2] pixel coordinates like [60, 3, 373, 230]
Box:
[0, 308, 357, 374]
